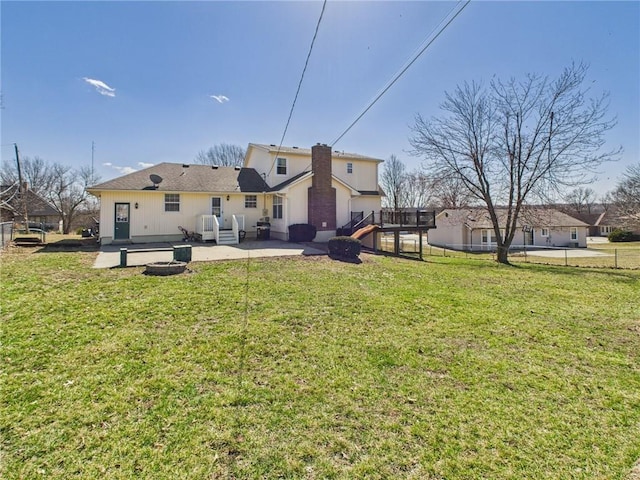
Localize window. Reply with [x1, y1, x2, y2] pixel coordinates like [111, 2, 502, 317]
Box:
[347, 162, 353, 174]
[540, 227, 549, 237]
[600, 226, 612, 235]
[570, 227, 578, 241]
[165, 194, 180, 212]
[245, 195, 257, 208]
[481, 229, 489, 243]
[273, 196, 283, 219]
[276, 157, 287, 175]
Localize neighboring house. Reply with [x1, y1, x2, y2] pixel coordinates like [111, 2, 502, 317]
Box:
[0, 184, 60, 230]
[428, 207, 589, 251]
[88, 143, 384, 245]
[569, 207, 638, 237]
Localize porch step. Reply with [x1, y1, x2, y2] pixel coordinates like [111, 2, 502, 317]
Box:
[217, 230, 238, 245]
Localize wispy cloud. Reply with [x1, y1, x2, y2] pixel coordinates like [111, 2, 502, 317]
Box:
[138, 162, 154, 169]
[210, 94, 229, 104]
[83, 77, 116, 97]
[103, 162, 136, 175]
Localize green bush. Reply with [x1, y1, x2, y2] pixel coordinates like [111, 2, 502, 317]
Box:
[608, 229, 636, 242]
[328, 236, 361, 259]
[288, 223, 317, 242]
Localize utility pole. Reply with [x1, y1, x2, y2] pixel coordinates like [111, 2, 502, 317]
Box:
[14, 143, 29, 233]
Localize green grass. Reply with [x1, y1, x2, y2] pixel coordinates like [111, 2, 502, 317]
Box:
[1, 247, 639, 479]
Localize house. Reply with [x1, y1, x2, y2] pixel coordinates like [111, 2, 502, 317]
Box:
[568, 207, 639, 237]
[87, 143, 384, 245]
[0, 184, 60, 231]
[428, 207, 590, 251]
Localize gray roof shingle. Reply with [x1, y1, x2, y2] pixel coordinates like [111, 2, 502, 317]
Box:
[89, 163, 270, 193]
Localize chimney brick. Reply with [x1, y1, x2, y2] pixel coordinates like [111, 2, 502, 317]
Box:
[308, 144, 336, 231]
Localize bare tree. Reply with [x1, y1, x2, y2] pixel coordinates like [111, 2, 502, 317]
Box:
[428, 173, 475, 209]
[1, 156, 54, 197]
[380, 154, 408, 210]
[49, 164, 100, 234]
[410, 63, 620, 263]
[195, 143, 246, 167]
[563, 187, 597, 214]
[404, 170, 432, 208]
[612, 162, 640, 229]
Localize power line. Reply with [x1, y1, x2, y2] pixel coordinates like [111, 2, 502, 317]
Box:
[330, 0, 471, 147]
[267, 0, 327, 177]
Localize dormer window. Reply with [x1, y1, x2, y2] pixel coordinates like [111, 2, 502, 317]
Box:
[276, 157, 287, 175]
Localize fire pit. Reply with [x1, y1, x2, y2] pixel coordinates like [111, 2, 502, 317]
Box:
[144, 261, 187, 276]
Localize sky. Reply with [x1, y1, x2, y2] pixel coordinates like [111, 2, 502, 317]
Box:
[1, 1, 638, 197]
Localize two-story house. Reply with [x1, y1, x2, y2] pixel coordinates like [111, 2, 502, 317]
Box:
[88, 143, 384, 245]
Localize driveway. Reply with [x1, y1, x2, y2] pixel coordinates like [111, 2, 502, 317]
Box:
[93, 239, 326, 268]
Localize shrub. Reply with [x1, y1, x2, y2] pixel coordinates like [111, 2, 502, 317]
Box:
[328, 236, 361, 259]
[288, 223, 317, 242]
[608, 229, 636, 242]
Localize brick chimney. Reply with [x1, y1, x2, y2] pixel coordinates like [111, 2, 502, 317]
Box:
[308, 143, 336, 237]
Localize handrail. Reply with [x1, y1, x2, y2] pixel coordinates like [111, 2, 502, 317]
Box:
[231, 215, 239, 243]
[351, 211, 375, 231]
[212, 215, 219, 243]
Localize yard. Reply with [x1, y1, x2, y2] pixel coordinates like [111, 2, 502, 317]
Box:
[1, 244, 639, 479]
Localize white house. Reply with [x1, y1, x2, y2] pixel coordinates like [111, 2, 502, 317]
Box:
[428, 207, 590, 251]
[88, 143, 384, 245]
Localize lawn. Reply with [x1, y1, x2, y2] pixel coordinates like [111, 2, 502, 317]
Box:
[1, 246, 639, 479]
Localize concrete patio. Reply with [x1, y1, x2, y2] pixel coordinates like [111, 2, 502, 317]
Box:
[93, 239, 327, 268]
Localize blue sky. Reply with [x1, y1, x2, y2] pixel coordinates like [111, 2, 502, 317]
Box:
[1, 1, 638, 196]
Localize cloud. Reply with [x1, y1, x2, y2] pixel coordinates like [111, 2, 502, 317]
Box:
[83, 77, 116, 97]
[103, 162, 136, 175]
[138, 162, 154, 168]
[210, 95, 229, 104]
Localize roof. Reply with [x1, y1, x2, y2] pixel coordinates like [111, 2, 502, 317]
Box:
[247, 143, 384, 163]
[0, 185, 58, 217]
[88, 163, 270, 193]
[436, 207, 589, 229]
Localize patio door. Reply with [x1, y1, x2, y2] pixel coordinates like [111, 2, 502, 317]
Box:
[114, 203, 130, 240]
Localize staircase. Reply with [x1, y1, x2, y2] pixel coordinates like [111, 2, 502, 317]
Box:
[217, 230, 237, 245]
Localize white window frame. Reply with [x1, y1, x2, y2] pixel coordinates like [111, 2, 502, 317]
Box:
[244, 195, 257, 208]
[164, 193, 180, 212]
[570, 227, 578, 241]
[600, 226, 612, 235]
[540, 227, 549, 237]
[273, 196, 283, 219]
[347, 162, 353, 174]
[276, 157, 287, 176]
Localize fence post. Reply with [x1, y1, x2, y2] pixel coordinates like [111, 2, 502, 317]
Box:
[564, 249, 568, 267]
[615, 249, 618, 269]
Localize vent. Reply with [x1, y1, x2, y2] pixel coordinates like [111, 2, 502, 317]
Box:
[211, 165, 219, 169]
[234, 165, 241, 170]
[182, 164, 190, 168]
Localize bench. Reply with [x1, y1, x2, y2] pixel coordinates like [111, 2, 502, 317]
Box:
[119, 245, 192, 267]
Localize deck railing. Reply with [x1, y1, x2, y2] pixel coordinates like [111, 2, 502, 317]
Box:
[197, 214, 219, 242]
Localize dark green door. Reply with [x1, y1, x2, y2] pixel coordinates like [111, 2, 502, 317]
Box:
[114, 203, 130, 240]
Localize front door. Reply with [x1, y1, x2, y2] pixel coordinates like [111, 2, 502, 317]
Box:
[211, 197, 225, 227]
[114, 203, 130, 240]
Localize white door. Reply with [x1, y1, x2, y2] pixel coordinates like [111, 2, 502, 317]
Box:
[211, 197, 226, 227]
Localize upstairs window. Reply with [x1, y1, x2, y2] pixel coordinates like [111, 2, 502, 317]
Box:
[245, 195, 257, 208]
[164, 194, 180, 212]
[276, 157, 287, 175]
[347, 162, 353, 174]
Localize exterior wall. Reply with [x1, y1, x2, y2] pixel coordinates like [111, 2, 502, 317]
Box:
[427, 224, 466, 249]
[245, 147, 311, 188]
[332, 157, 380, 192]
[350, 196, 382, 219]
[532, 226, 587, 247]
[96, 190, 267, 244]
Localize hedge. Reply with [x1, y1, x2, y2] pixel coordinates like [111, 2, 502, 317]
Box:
[288, 223, 317, 242]
[328, 236, 361, 259]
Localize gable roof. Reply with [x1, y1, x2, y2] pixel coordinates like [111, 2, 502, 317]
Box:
[88, 163, 270, 193]
[247, 143, 384, 163]
[0, 184, 58, 217]
[436, 207, 589, 229]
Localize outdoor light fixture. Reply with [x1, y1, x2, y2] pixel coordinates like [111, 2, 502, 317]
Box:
[226, 195, 230, 201]
[135, 202, 139, 209]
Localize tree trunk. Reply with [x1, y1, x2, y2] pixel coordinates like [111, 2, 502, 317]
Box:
[496, 245, 510, 264]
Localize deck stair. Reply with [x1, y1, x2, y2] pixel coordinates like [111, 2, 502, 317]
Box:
[217, 230, 237, 245]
